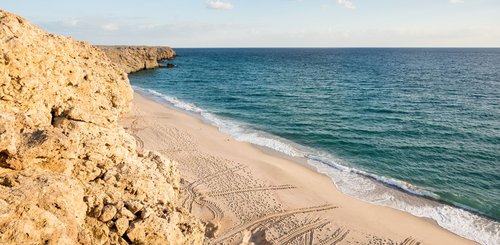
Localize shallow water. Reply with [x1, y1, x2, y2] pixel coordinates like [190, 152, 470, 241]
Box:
[129, 48, 500, 244]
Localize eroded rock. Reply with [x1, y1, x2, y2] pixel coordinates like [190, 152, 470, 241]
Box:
[98, 46, 176, 73]
[0, 10, 204, 245]
[99, 205, 117, 222]
[115, 217, 129, 236]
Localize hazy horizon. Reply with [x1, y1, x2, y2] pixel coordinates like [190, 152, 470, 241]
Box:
[2, 0, 500, 48]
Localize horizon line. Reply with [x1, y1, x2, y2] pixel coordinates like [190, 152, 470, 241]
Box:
[94, 45, 500, 49]
[170, 46, 500, 49]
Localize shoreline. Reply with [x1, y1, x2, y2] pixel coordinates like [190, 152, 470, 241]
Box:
[122, 91, 477, 244]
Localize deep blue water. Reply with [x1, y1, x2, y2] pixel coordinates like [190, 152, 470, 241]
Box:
[129, 48, 500, 243]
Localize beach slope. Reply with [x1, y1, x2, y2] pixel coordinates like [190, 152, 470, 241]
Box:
[123, 92, 476, 245]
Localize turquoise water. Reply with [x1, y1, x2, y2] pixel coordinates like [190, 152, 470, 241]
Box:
[129, 48, 500, 244]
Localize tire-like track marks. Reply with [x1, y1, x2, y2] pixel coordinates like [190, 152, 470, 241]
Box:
[207, 184, 296, 197]
[401, 237, 421, 245]
[318, 227, 350, 245]
[128, 118, 145, 151]
[188, 165, 245, 190]
[272, 220, 330, 245]
[210, 204, 338, 244]
[195, 196, 224, 222]
[182, 165, 245, 210]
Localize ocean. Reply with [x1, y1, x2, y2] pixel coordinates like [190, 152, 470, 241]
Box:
[129, 48, 500, 244]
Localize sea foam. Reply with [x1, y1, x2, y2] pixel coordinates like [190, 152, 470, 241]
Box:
[135, 86, 500, 245]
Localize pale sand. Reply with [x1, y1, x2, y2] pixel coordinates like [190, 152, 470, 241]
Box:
[121, 92, 475, 245]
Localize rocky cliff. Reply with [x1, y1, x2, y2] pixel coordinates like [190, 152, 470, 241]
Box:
[98, 46, 176, 73]
[0, 10, 204, 244]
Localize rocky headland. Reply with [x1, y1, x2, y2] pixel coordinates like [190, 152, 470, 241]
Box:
[0, 10, 203, 244]
[98, 46, 176, 73]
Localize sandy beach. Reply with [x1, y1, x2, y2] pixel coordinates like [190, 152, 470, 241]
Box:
[121, 92, 475, 245]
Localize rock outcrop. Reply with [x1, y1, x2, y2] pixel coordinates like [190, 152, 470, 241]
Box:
[0, 10, 204, 244]
[98, 46, 176, 73]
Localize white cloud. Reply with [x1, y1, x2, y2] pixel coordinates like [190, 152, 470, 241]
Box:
[207, 0, 234, 10]
[36, 17, 500, 47]
[449, 0, 464, 3]
[62, 19, 79, 27]
[101, 23, 118, 31]
[337, 0, 355, 9]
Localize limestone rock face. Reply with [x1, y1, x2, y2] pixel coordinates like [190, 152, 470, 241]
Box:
[98, 46, 176, 73]
[0, 10, 204, 245]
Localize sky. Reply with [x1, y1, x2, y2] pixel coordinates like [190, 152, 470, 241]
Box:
[1, 0, 500, 47]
